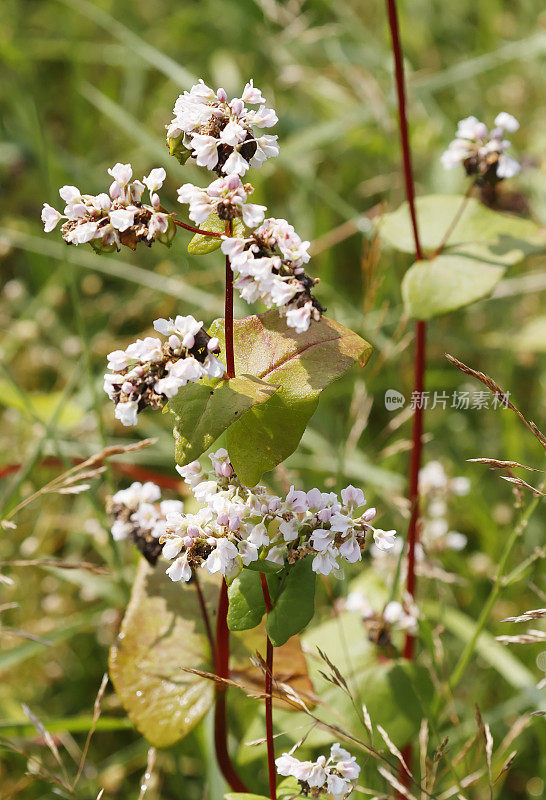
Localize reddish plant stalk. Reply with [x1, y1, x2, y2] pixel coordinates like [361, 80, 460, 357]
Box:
[224, 220, 235, 379]
[214, 580, 247, 792]
[212, 219, 247, 792]
[385, 0, 426, 790]
[260, 573, 277, 800]
[384, 0, 426, 658]
[173, 218, 222, 237]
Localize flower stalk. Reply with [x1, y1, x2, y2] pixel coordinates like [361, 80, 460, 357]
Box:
[384, 0, 425, 662]
[385, 0, 426, 790]
[260, 572, 277, 800]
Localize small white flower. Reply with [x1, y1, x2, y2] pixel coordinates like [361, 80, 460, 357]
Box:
[111, 519, 132, 541]
[312, 547, 340, 576]
[205, 538, 239, 575]
[242, 80, 266, 105]
[222, 148, 249, 176]
[191, 133, 219, 169]
[285, 302, 313, 333]
[109, 208, 136, 232]
[497, 153, 520, 178]
[494, 112, 519, 133]
[220, 120, 248, 147]
[373, 528, 397, 552]
[248, 522, 269, 547]
[114, 400, 139, 426]
[166, 554, 192, 582]
[341, 485, 365, 509]
[41, 203, 62, 232]
[59, 185, 81, 203]
[67, 221, 100, 244]
[143, 167, 166, 194]
[108, 162, 133, 188]
[445, 531, 467, 551]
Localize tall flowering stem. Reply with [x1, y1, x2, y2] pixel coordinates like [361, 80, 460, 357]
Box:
[384, 0, 425, 662]
[214, 580, 247, 792]
[224, 220, 235, 379]
[260, 573, 277, 800]
[213, 218, 246, 791]
[385, 0, 426, 790]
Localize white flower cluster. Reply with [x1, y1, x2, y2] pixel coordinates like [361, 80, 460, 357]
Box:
[276, 743, 360, 800]
[345, 590, 419, 638]
[371, 460, 468, 579]
[160, 449, 396, 584]
[418, 461, 469, 554]
[41, 164, 175, 251]
[167, 79, 278, 176]
[441, 113, 520, 180]
[177, 173, 266, 228]
[221, 217, 323, 333]
[103, 315, 224, 426]
[108, 481, 183, 565]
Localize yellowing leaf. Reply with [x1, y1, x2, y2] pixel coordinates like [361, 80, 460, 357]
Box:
[108, 560, 215, 747]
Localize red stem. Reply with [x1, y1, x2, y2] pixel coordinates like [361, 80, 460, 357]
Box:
[384, 0, 426, 656]
[224, 220, 235, 379]
[260, 574, 277, 800]
[212, 218, 246, 791]
[385, 0, 426, 791]
[385, 0, 423, 261]
[193, 571, 216, 664]
[173, 218, 222, 237]
[214, 580, 248, 792]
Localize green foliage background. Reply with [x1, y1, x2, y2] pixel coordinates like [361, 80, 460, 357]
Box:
[0, 0, 545, 797]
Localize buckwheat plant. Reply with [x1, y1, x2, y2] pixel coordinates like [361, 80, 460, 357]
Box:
[41, 78, 386, 798]
[276, 744, 361, 799]
[441, 112, 521, 182]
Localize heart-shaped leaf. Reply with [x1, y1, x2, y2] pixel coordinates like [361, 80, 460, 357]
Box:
[187, 211, 245, 255]
[401, 254, 505, 319]
[169, 375, 277, 467]
[108, 560, 215, 748]
[379, 194, 546, 265]
[209, 311, 372, 486]
[227, 569, 268, 632]
[266, 558, 316, 647]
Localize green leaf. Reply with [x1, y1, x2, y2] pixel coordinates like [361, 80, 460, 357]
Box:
[109, 560, 216, 748]
[187, 211, 245, 255]
[277, 777, 307, 800]
[266, 558, 316, 647]
[401, 254, 505, 319]
[209, 311, 372, 486]
[245, 559, 285, 574]
[227, 569, 266, 631]
[358, 659, 434, 747]
[169, 375, 277, 467]
[379, 194, 546, 265]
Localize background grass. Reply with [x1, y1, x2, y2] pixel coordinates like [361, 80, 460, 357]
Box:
[0, 0, 545, 797]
